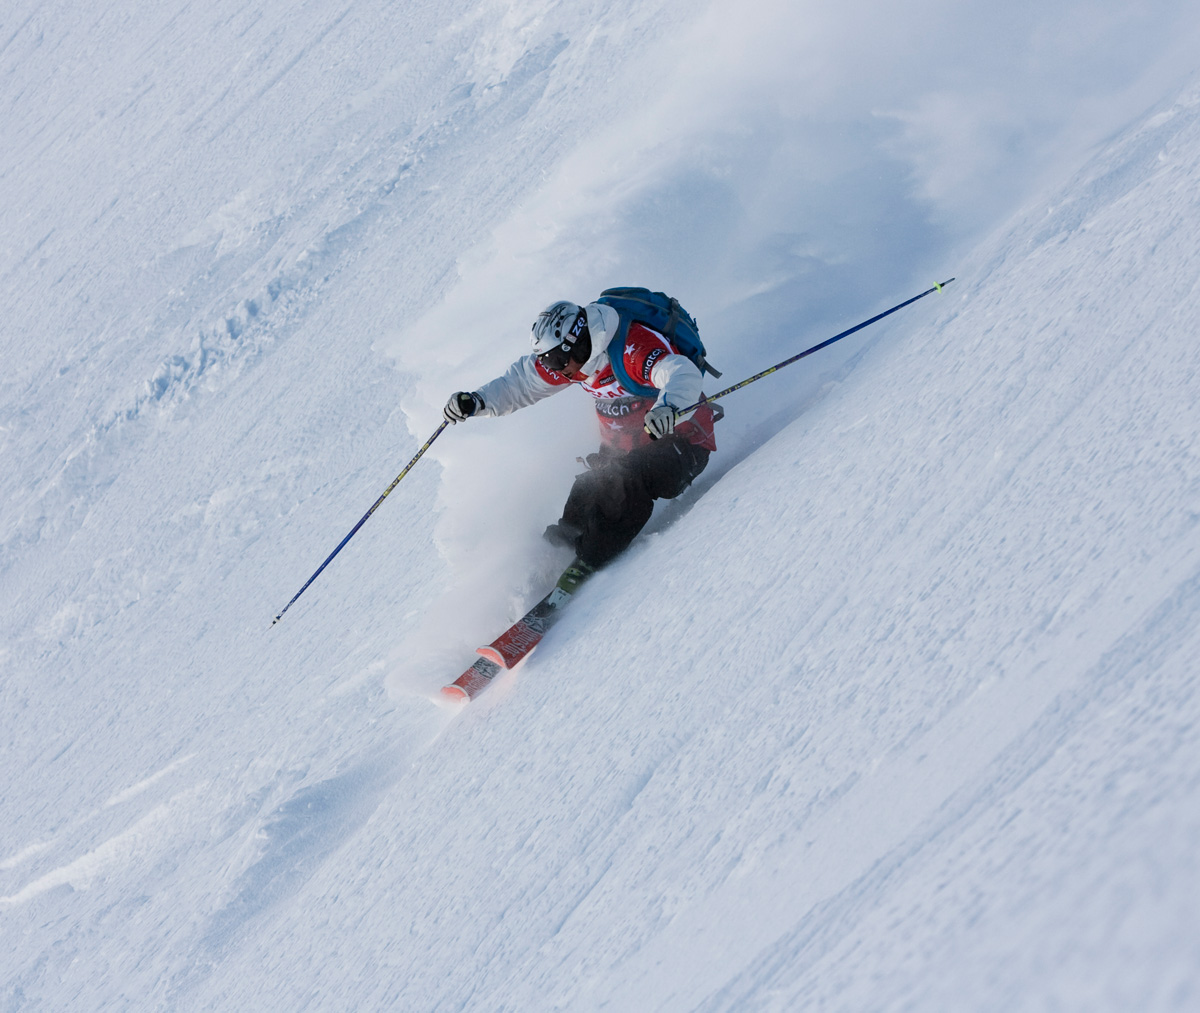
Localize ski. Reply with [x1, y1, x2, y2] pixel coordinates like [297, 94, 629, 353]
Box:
[440, 560, 594, 704]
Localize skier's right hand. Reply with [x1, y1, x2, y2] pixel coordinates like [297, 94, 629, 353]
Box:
[444, 391, 484, 424]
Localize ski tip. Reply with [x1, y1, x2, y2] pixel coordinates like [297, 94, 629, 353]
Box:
[476, 645, 507, 668]
[439, 684, 470, 706]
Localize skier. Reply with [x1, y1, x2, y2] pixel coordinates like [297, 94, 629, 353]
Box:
[443, 296, 719, 575]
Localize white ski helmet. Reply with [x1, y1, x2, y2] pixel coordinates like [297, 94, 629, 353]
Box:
[531, 300, 585, 356]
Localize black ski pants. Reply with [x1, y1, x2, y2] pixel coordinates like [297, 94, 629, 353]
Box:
[560, 435, 710, 568]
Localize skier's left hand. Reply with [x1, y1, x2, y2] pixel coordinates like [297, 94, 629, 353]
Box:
[644, 404, 677, 440]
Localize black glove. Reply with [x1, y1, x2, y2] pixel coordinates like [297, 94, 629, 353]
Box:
[444, 391, 484, 424]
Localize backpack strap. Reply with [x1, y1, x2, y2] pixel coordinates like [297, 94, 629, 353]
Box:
[666, 297, 722, 378]
[605, 328, 658, 398]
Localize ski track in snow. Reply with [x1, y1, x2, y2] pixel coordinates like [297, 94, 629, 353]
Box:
[1, 796, 184, 908]
[3, 1, 1200, 1010]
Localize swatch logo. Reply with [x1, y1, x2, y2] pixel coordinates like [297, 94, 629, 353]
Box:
[642, 347, 666, 381]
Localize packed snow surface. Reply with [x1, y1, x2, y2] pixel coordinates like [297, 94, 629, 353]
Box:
[2, 1, 1200, 1010]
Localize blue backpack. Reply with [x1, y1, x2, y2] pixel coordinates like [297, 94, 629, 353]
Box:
[596, 287, 721, 397]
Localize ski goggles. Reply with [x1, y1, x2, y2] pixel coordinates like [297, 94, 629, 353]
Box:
[537, 342, 575, 372]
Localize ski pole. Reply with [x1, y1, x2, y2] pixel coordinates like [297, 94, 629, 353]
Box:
[271, 420, 450, 626]
[681, 279, 955, 414]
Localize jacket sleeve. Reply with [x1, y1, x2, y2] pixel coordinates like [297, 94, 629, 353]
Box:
[648, 353, 703, 419]
[474, 355, 571, 416]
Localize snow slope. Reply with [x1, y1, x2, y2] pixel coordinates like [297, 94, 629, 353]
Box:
[3, 1, 1200, 1010]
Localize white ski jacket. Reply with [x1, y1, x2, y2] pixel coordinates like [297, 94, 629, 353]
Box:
[474, 302, 712, 452]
